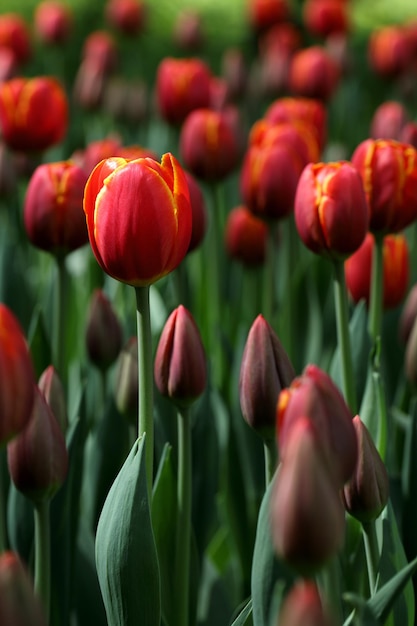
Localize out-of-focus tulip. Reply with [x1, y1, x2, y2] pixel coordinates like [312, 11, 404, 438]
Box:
[405, 315, 417, 386]
[0, 552, 47, 626]
[0, 304, 35, 445]
[225, 205, 268, 266]
[0, 76, 68, 152]
[221, 48, 248, 101]
[115, 144, 158, 161]
[294, 161, 369, 260]
[400, 121, 417, 148]
[105, 0, 146, 37]
[265, 96, 327, 152]
[85, 289, 123, 371]
[288, 45, 340, 101]
[72, 58, 108, 111]
[271, 417, 346, 574]
[0, 14, 31, 66]
[343, 415, 389, 523]
[72, 135, 122, 176]
[8, 386, 68, 504]
[173, 9, 205, 51]
[38, 365, 68, 434]
[278, 580, 337, 626]
[83, 153, 192, 287]
[368, 25, 414, 78]
[24, 161, 89, 257]
[399, 283, 417, 344]
[34, 1, 73, 45]
[258, 21, 301, 59]
[82, 30, 118, 74]
[155, 57, 212, 126]
[351, 138, 417, 234]
[247, 0, 290, 32]
[180, 108, 240, 181]
[114, 337, 138, 421]
[303, 0, 349, 38]
[184, 171, 207, 253]
[277, 364, 357, 485]
[370, 100, 409, 140]
[154, 305, 206, 408]
[345, 232, 409, 310]
[239, 314, 294, 439]
[249, 118, 320, 165]
[0, 46, 18, 83]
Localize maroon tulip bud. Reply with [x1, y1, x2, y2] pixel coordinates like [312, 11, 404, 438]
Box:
[0, 551, 47, 626]
[154, 305, 206, 408]
[38, 365, 67, 434]
[239, 314, 295, 439]
[343, 416, 389, 523]
[278, 580, 337, 626]
[8, 386, 68, 504]
[288, 45, 340, 102]
[399, 121, 417, 149]
[114, 337, 138, 423]
[225, 205, 268, 267]
[271, 417, 346, 574]
[85, 289, 123, 371]
[184, 171, 207, 253]
[72, 58, 107, 112]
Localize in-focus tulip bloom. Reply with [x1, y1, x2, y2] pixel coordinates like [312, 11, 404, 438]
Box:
[239, 314, 295, 438]
[294, 161, 369, 260]
[0, 76, 68, 152]
[0, 552, 47, 626]
[84, 153, 192, 287]
[24, 161, 89, 257]
[154, 305, 206, 408]
[351, 138, 417, 234]
[265, 96, 327, 153]
[34, 1, 73, 45]
[271, 417, 346, 574]
[343, 416, 389, 523]
[8, 386, 68, 504]
[277, 364, 357, 485]
[345, 232, 409, 310]
[225, 205, 268, 266]
[180, 108, 240, 181]
[85, 289, 123, 371]
[303, 0, 349, 38]
[278, 580, 337, 626]
[0, 304, 35, 445]
[288, 45, 340, 101]
[368, 25, 415, 78]
[0, 14, 31, 65]
[38, 365, 68, 434]
[247, 0, 289, 32]
[114, 337, 138, 422]
[184, 171, 207, 253]
[105, 0, 146, 37]
[155, 57, 212, 126]
[370, 100, 409, 140]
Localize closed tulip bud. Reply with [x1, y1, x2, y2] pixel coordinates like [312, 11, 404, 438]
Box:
[114, 337, 138, 422]
[288, 46, 340, 101]
[351, 138, 417, 234]
[0, 552, 47, 626]
[85, 289, 123, 371]
[154, 306, 206, 408]
[265, 96, 327, 153]
[34, 1, 73, 46]
[173, 10, 205, 51]
[225, 205, 268, 267]
[83, 153, 192, 287]
[248, 0, 289, 32]
[368, 26, 414, 78]
[0, 77, 68, 152]
[156, 57, 212, 126]
[294, 161, 369, 260]
[239, 314, 295, 439]
[399, 283, 417, 344]
[82, 30, 118, 74]
[303, 0, 349, 38]
[0, 304, 35, 445]
[180, 108, 240, 181]
[38, 365, 68, 433]
[343, 416, 389, 523]
[184, 171, 207, 253]
[277, 364, 357, 485]
[271, 417, 345, 574]
[8, 386, 68, 504]
[345, 232, 409, 310]
[221, 48, 248, 101]
[278, 580, 337, 626]
[370, 101, 409, 140]
[105, 0, 146, 37]
[0, 14, 31, 66]
[72, 59, 107, 112]
[24, 160, 89, 257]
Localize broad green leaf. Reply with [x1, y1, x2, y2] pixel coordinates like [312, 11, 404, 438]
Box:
[369, 555, 417, 624]
[73, 522, 106, 626]
[229, 598, 253, 626]
[95, 435, 161, 626]
[400, 398, 417, 562]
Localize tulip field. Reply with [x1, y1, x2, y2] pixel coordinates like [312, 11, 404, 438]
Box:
[3, 1, 417, 625]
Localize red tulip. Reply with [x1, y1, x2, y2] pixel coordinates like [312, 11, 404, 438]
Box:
[34, 1, 73, 45]
[303, 0, 349, 38]
[72, 135, 122, 176]
[278, 580, 337, 626]
[83, 153, 192, 286]
[82, 30, 118, 74]
[370, 101, 409, 140]
[0, 14, 31, 65]
[368, 25, 415, 78]
[85, 289, 123, 371]
[247, 0, 290, 32]
[265, 96, 327, 152]
[105, 0, 146, 37]
[173, 9, 205, 51]
[288, 45, 340, 101]
[0, 552, 47, 626]
[225, 205, 268, 266]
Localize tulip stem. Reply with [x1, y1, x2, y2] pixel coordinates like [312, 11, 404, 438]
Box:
[175, 406, 192, 626]
[320, 556, 343, 624]
[135, 285, 154, 499]
[368, 233, 384, 346]
[363, 520, 380, 595]
[333, 260, 357, 415]
[53, 256, 68, 388]
[34, 499, 51, 622]
[263, 439, 276, 487]
[262, 221, 277, 324]
[207, 183, 224, 391]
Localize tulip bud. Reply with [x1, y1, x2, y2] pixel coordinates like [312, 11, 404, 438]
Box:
[72, 135, 122, 176]
[38, 365, 68, 433]
[303, 0, 349, 38]
[0, 552, 47, 626]
[288, 45, 340, 102]
[82, 30, 118, 74]
[85, 289, 123, 371]
[399, 121, 417, 149]
[154, 306, 206, 408]
[239, 315, 294, 439]
[278, 580, 337, 626]
[34, 1, 73, 46]
[184, 171, 207, 253]
[370, 101, 409, 140]
[343, 416, 389, 523]
[114, 337, 138, 423]
[247, 0, 289, 33]
[173, 9, 205, 51]
[265, 96, 327, 153]
[105, 0, 146, 37]
[225, 205, 268, 267]
[72, 58, 107, 111]
[0, 14, 31, 66]
[8, 386, 68, 504]
[271, 417, 346, 574]
[368, 25, 414, 78]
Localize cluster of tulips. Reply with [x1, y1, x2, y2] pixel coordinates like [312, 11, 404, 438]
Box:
[1, 0, 417, 625]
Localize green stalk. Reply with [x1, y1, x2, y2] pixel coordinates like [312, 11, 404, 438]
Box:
[368, 233, 384, 345]
[34, 499, 51, 622]
[319, 556, 342, 624]
[262, 221, 277, 324]
[333, 260, 357, 415]
[174, 406, 192, 626]
[362, 520, 380, 596]
[53, 256, 68, 387]
[263, 439, 276, 488]
[135, 285, 154, 499]
[207, 184, 223, 390]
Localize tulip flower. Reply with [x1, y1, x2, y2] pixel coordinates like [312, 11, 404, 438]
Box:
[155, 57, 212, 126]
[247, 0, 289, 32]
[345, 232, 409, 310]
[288, 45, 340, 101]
[370, 101, 409, 140]
[82, 30, 118, 74]
[368, 25, 414, 78]
[0, 14, 31, 65]
[225, 205, 268, 266]
[0, 552, 47, 626]
[264, 95, 327, 152]
[85, 289, 123, 372]
[105, 0, 146, 37]
[83, 152, 192, 287]
[0, 76, 68, 152]
[34, 1, 73, 45]
[278, 580, 337, 626]
[303, 0, 350, 38]
[24, 161, 89, 257]
[72, 135, 122, 176]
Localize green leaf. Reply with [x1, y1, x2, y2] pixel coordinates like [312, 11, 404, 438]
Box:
[400, 398, 417, 562]
[95, 435, 161, 626]
[229, 598, 253, 626]
[368, 554, 417, 624]
[27, 306, 52, 379]
[73, 522, 107, 626]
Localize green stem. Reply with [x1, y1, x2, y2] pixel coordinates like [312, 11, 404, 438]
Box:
[263, 439, 276, 488]
[363, 520, 380, 596]
[333, 260, 357, 414]
[53, 256, 68, 386]
[368, 234, 384, 346]
[175, 406, 192, 626]
[262, 221, 276, 324]
[34, 499, 51, 622]
[135, 285, 154, 499]
[319, 556, 342, 624]
[207, 184, 223, 390]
